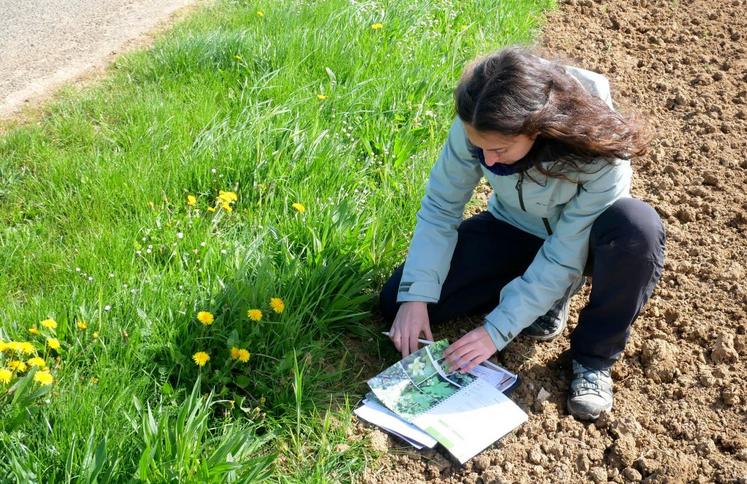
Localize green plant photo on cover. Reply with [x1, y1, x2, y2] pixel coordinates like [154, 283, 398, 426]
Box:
[0, 0, 553, 480]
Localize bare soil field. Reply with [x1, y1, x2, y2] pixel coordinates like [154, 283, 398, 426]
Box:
[357, 0, 747, 482]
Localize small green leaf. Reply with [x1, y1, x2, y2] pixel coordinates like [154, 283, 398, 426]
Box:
[235, 375, 251, 388]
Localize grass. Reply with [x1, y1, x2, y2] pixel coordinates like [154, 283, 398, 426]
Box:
[0, 0, 553, 480]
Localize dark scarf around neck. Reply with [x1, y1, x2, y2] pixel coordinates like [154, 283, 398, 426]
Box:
[470, 137, 571, 176]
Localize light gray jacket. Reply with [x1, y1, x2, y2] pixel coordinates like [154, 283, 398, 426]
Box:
[396, 66, 632, 351]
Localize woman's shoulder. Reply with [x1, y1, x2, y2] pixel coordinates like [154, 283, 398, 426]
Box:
[562, 65, 613, 109]
[445, 116, 475, 159]
[529, 138, 631, 186]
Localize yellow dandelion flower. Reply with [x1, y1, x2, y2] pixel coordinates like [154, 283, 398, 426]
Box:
[18, 342, 35, 355]
[292, 202, 305, 213]
[187, 195, 197, 206]
[77, 320, 88, 330]
[0, 340, 6, 352]
[27, 357, 46, 368]
[8, 360, 27, 372]
[220, 202, 233, 213]
[371, 23, 384, 30]
[193, 351, 210, 367]
[230, 347, 241, 360]
[270, 297, 285, 314]
[0, 369, 12, 385]
[247, 309, 263, 321]
[317, 94, 328, 100]
[47, 338, 61, 350]
[257, 10, 264, 17]
[40, 319, 57, 330]
[218, 191, 238, 203]
[207, 206, 216, 213]
[29, 326, 40, 335]
[197, 311, 214, 325]
[92, 331, 100, 339]
[237, 349, 251, 363]
[34, 370, 54, 386]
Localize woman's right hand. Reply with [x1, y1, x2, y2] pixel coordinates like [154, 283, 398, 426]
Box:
[389, 301, 433, 358]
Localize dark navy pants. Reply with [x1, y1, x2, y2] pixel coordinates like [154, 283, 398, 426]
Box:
[379, 198, 666, 370]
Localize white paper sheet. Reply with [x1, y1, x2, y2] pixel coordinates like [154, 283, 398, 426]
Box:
[411, 378, 528, 464]
[355, 399, 438, 448]
[468, 364, 517, 392]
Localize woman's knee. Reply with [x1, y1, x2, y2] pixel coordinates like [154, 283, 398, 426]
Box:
[591, 198, 665, 261]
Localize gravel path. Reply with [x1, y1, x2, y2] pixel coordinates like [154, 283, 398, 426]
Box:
[0, 0, 198, 118]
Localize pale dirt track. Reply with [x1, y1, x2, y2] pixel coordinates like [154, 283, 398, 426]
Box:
[0, 0, 199, 119]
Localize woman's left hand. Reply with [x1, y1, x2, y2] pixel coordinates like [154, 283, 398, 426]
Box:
[443, 326, 497, 373]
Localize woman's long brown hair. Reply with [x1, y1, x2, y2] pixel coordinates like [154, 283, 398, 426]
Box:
[454, 46, 650, 176]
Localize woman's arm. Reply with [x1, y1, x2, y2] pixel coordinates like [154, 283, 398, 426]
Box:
[445, 158, 632, 372]
[482, 158, 632, 351]
[396, 117, 483, 304]
[390, 117, 482, 357]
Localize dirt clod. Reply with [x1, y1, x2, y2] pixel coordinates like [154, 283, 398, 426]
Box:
[722, 386, 741, 406]
[576, 453, 592, 473]
[367, 429, 389, 453]
[622, 466, 643, 482]
[588, 466, 608, 483]
[640, 338, 678, 383]
[674, 207, 696, 223]
[527, 446, 546, 465]
[712, 334, 739, 364]
[473, 454, 491, 472]
[480, 467, 505, 484]
[608, 434, 639, 469]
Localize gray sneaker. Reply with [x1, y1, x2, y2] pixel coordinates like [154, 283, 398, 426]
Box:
[522, 277, 585, 341]
[567, 360, 613, 420]
[521, 295, 571, 340]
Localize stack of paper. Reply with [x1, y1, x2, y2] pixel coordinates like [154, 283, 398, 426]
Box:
[356, 393, 438, 449]
[355, 340, 527, 464]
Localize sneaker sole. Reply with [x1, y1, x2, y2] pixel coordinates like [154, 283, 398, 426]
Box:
[566, 397, 613, 421]
[523, 279, 581, 341]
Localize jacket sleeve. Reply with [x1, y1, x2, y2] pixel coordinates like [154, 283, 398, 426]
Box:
[396, 118, 483, 303]
[483, 158, 632, 351]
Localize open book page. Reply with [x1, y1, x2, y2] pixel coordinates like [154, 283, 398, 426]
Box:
[357, 362, 515, 449]
[367, 340, 476, 422]
[410, 378, 528, 464]
[367, 339, 527, 463]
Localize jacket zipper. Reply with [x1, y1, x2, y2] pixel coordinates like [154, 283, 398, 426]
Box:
[542, 218, 553, 236]
[515, 172, 553, 236]
[515, 173, 526, 212]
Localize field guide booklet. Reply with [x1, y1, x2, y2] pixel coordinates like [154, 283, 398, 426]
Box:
[364, 340, 527, 464]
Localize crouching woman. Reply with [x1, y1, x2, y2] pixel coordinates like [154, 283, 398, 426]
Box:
[379, 47, 665, 420]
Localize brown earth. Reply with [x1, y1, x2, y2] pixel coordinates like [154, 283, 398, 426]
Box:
[354, 0, 747, 482]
